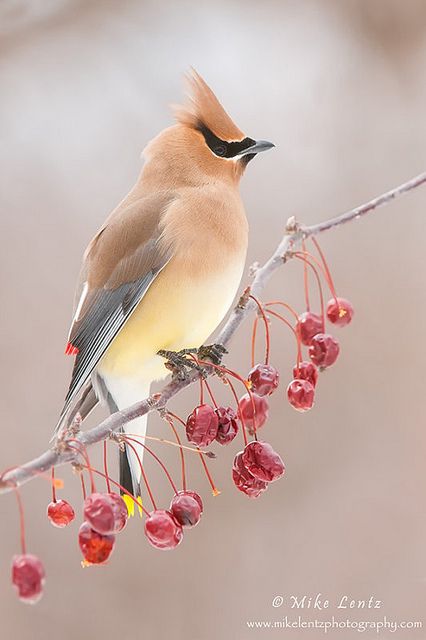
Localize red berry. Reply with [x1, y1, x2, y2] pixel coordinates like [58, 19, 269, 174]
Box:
[105, 493, 128, 532]
[170, 490, 203, 528]
[47, 499, 75, 528]
[292, 361, 319, 388]
[241, 441, 285, 482]
[232, 452, 268, 498]
[144, 510, 183, 550]
[186, 403, 219, 447]
[287, 379, 315, 411]
[248, 363, 279, 397]
[238, 393, 269, 436]
[297, 312, 324, 346]
[326, 297, 354, 327]
[309, 333, 340, 368]
[11, 554, 45, 604]
[83, 492, 128, 535]
[78, 522, 115, 565]
[215, 406, 239, 445]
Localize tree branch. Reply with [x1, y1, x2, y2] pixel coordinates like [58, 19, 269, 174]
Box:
[303, 171, 426, 236]
[1, 171, 425, 493]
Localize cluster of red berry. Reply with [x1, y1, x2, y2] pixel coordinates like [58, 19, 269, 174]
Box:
[7, 238, 354, 604]
[144, 490, 203, 550]
[11, 480, 206, 602]
[246, 239, 354, 419]
[287, 295, 353, 410]
[79, 492, 127, 564]
[232, 441, 284, 498]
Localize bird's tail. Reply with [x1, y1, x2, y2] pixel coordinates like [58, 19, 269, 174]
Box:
[97, 375, 150, 500]
[119, 413, 148, 499]
[119, 441, 135, 498]
[117, 414, 148, 500]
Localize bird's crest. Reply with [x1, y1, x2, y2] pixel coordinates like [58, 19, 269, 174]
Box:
[174, 69, 245, 142]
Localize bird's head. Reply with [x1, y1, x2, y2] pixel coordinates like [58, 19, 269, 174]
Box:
[143, 70, 274, 186]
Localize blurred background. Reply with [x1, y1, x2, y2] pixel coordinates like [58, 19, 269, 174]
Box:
[1, 1, 425, 638]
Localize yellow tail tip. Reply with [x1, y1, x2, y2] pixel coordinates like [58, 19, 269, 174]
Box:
[122, 494, 143, 518]
[123, 494, 135, 517]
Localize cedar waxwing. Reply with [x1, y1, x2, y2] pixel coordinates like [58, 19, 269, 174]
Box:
[56, 70, 274, 499]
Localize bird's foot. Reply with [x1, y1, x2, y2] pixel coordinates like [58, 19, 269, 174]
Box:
[157, 348, 207, 381]
[158, 344, 227, 381]
[197, 343, 228, 366]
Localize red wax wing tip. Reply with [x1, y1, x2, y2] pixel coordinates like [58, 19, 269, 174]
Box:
[65, 342, 79, 356]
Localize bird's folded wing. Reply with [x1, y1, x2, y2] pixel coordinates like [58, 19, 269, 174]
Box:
[56, 192, 175, 430]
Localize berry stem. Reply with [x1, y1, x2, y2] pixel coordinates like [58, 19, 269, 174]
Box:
[224, 375, 248, 446]
[311, 237, 338, 299]
[293, 253, 326, 327]
[251, 315, 259, 369]
[203, 378, 218, 409]
[51, 467, 57, 503]
[265, 300, 300, 323]
[302, 239, 311, 311]
[124, 432, 208, 456]
[13, 486, 26, 555]
[124, 436, 178, 496]
[197, 446, 220, 496]
[199, 376, 205, 405]
[189, 354, 206, 405]
[266, 307, 303, 368]
[164, 415, 187, 492]
[167, 412, 189, 429]
[120, 438, 157, 510]
[103, 441, 111, 493]
[249, 295, 270, 365]
[168, 411, 220, 496]
[190, 355, 204, 407]
[189, 354, 218, 410]
[67, 439, 96, 494]
[80, 473, 87, 500]
[295, 249, 338, 306]
[79, 463, 149, 516]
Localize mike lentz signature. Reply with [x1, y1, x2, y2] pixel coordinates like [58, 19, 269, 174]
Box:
[272, 593, 383, 610]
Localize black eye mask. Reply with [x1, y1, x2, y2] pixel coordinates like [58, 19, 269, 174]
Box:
[197, 123, 255, 159]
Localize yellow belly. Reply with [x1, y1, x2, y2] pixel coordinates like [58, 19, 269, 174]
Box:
[98, 257, 244, 382]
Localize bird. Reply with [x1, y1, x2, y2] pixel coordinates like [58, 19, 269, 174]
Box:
[56, 70, 274, 505]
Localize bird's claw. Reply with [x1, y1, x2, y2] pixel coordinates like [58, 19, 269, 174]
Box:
[197, 343, 228, 365]
[158, 343, 227, 381]
[157, 349, 208, 381]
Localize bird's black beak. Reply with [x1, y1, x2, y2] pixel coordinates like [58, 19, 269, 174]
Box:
[236, 139, 275, 158]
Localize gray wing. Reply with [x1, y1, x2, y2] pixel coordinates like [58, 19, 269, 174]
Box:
[55, 193, 174, 431]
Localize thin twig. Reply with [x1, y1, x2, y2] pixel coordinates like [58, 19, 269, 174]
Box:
[0, 171, 424, 493]
[303, 172, 426, 236]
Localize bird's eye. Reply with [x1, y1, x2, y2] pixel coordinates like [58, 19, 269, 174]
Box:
[214, 144, 227, 157]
